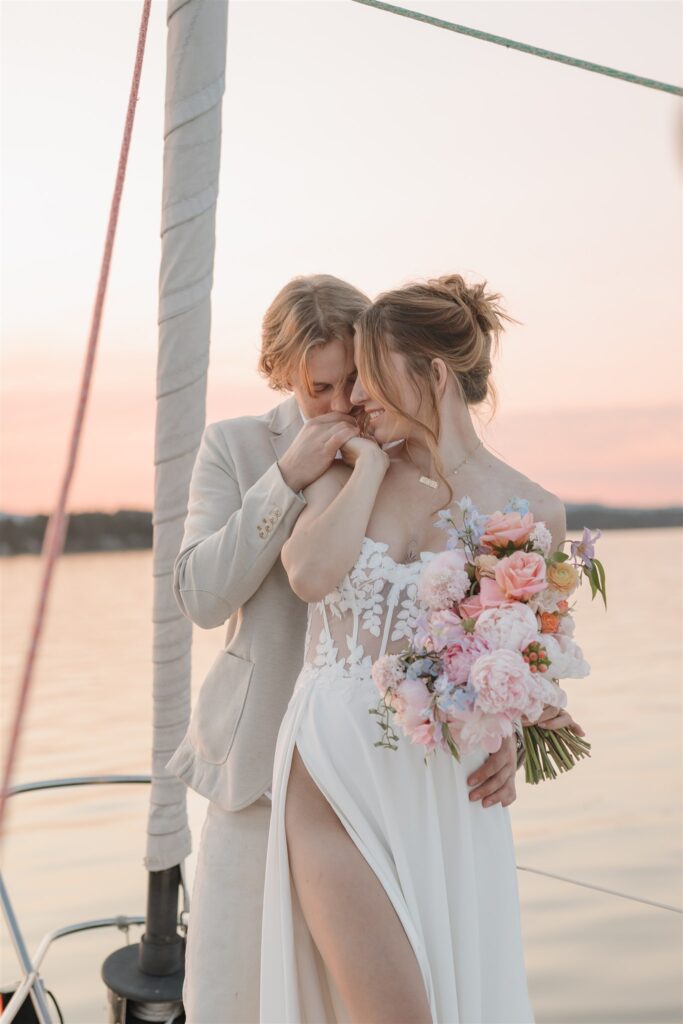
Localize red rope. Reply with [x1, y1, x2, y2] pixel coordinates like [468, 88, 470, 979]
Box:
[0, 0, 153, 837]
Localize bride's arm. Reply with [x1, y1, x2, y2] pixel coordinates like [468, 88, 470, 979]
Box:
[282, 438, 389, 602]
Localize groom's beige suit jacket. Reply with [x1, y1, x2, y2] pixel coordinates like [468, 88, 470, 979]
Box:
[165, 394, 308, 812]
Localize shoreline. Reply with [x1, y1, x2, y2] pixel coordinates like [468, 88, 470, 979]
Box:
[0, 505, 681, 556]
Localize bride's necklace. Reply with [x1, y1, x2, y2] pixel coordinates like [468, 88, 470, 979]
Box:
[403, 438, 483, 565]
[418, 438, 484, 489]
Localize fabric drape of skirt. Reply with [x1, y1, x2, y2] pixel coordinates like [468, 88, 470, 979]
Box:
[259, 664, 535, 1024]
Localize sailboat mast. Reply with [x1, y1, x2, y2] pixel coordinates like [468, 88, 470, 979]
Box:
[102, 1, 229, 1016]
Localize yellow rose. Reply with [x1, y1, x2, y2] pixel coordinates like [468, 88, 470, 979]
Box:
[546, 561, 579, 595]
[474, 554, 499, 581]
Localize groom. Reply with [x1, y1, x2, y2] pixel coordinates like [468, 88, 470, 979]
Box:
[166, 275, 543, 1022]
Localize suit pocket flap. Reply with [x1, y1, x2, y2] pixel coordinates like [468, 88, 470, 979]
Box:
[189, 649, 255, 765]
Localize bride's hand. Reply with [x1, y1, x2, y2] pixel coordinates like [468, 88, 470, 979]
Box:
[466, 735, 518, 809]
[339, 435, 390, 471]
[521, 703, 586, 736]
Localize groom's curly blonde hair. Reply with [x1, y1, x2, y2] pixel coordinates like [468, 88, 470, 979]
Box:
[259, 275, 371, 394]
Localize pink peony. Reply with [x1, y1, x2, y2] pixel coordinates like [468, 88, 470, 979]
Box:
[443, 634, 490, 686]
[408, 721, 443, 753]
[469, 649, 536, 717]
[495, 550, 547, 601]
[393, 677, 432, 731]
[418, 548, 470, 611]
[422, 609, 467, 650]
[480, 510, 535, 551]
[474, 602, 540, 652]
[450, 705, 513, 756]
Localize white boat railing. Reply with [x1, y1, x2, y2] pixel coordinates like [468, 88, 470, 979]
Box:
[0, 775, 189, 1024]
[1, 773, 679, 1022]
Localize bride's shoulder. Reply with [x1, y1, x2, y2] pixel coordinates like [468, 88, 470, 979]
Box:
[491, 460, 566, 547]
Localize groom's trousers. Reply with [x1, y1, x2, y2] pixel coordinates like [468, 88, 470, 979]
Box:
[183, 794, 272, 1023]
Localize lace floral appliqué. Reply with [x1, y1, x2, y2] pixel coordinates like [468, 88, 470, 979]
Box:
[295, 538, 437, 700]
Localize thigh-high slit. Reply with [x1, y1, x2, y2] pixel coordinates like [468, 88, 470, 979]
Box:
[259, 665, 534, 1024]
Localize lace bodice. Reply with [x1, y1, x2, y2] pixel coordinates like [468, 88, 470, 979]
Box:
[296, 537, 438, 697]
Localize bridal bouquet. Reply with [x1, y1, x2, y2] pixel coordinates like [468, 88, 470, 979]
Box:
[369, 496, 606, 784]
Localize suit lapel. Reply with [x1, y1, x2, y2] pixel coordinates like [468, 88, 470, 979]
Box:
[269, 395, 303, 462]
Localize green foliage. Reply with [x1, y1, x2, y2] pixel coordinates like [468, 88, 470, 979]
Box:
[441, 722, 461, 762]
[585, 557, 607, 608]
[369, 695, 400, 751]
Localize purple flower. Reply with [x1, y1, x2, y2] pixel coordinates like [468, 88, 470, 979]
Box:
[570, 527, 602, 569]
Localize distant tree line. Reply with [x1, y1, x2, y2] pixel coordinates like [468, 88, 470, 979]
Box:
[0, 504, 681, 556]
[0, 510, 152, 556]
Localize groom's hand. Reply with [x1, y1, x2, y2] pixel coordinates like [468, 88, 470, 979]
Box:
[278, 412, 360, 494]
[521, 703, 586, 736]
[466, 735, 517, 808]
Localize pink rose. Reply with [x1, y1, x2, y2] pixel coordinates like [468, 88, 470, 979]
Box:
[481, 510, 535, 551]
[458, 593, 484, 619]
[495, 550, 547, 601]
[478, 576, 513, 609]
[457, 578, 514, 621]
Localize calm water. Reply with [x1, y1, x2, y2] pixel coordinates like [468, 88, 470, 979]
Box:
[1, 529, 681, 1022]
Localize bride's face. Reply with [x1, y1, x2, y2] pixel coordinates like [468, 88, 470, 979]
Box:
[350, 343, 428, 445]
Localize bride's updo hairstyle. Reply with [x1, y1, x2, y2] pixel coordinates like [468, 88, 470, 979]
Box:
[354, 273, 520, 490]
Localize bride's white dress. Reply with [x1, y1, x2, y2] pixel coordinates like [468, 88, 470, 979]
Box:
[260, 537, 535, 1024]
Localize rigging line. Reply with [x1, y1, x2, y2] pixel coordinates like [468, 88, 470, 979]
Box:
[0, 0, 154, 839]
[350, 0, 683, 97]
[517, 865, 682, 914]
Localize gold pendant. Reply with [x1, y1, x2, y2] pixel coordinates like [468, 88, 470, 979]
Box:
[418, 475, 438, 489]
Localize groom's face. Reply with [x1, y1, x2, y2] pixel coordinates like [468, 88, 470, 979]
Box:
[290, 336, 359, 419]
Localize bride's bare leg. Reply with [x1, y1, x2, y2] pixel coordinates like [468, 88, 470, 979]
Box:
[285, 745, 432, 1024]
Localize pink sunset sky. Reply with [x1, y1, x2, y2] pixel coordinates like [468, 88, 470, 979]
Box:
[1, 0, 681, 514]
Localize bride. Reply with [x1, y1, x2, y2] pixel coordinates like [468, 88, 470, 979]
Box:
[259, 273, 581, 1023]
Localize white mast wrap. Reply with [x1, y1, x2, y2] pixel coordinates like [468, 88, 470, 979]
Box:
[146, 0, 228, 871]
